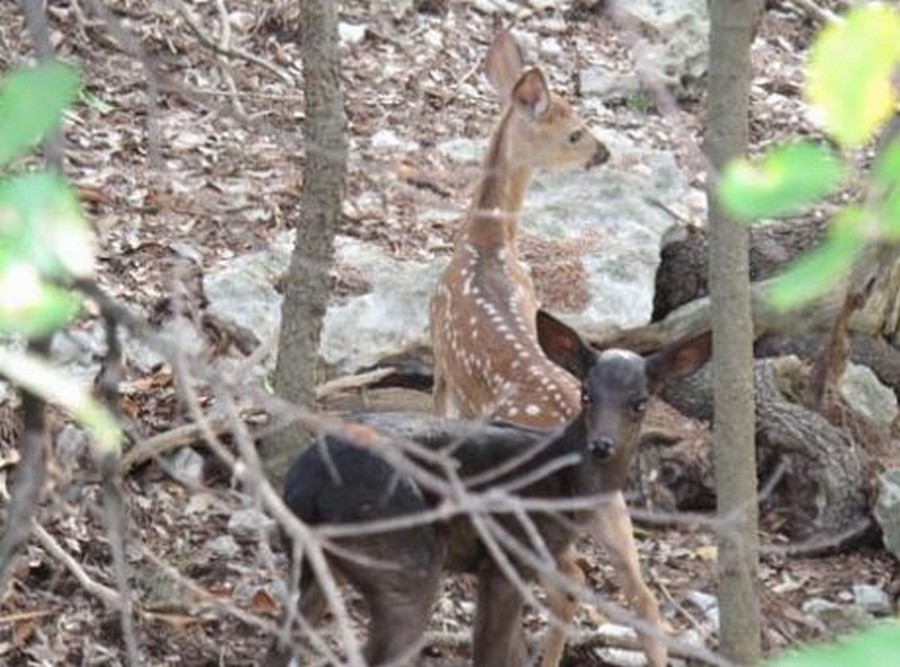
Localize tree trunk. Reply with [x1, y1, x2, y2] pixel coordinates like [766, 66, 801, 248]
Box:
[705, 0, 763, 663]
[265, 0, 347, 485]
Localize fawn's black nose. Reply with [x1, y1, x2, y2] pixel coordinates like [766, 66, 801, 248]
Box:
[590, 436, 616, 459]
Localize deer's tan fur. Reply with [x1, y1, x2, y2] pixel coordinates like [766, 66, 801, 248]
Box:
[429, 31, 667, 667]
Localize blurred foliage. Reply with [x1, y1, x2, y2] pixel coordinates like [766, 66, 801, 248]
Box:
[719, 2, 900, 310]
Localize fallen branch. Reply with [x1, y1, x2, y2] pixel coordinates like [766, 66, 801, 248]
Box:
[32, 520, 119, 608]
[315, 367, 397, 399]
[426, 626, 713, 661]
[119, 418, 232, 475]
[785, 0, 841, 25]
[591, 275, 846, 354]
[168, 0, 295, 85]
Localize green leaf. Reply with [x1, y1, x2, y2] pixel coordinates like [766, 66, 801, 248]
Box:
[719, 141, 843, 221]
[0, 346, 121, 453]
[0, 262, 81, 337]
[883, 187, 900, 241]
[769, 206, 866, 310]
[766, 623, 900, 667]
[0, 61, 81, 164]
[0, 172, 94, 280]
[806, 3, 900, 146]
[875, 137, 900, 187]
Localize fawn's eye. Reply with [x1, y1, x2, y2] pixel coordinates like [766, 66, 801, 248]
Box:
[568, 129, 584, 144]
[631, 398, 648, 415]
[581, 391, 592, 406]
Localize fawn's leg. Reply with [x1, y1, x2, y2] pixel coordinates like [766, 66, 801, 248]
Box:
[263, 568, 329, 667]
[473, 562, 528, 667]
[361, 561, 441, 666]
[591, 491, 667, 667]
[538, 545, 586, 667]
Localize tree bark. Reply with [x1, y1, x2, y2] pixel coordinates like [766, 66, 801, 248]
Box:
[705, 0, 763, 663]
[652, 217, 829, 322]
[265, 0, 347, 484]
[653, 358, 870, 537]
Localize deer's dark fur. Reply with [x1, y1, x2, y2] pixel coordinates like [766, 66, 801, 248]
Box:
[267, 312, 710, 667]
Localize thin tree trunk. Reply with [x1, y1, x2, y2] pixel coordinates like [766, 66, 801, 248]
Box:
[705, 0, 763, 664]
[265, 0, 347, 484]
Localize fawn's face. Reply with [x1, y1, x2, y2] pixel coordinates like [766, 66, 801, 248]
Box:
[578, 350, 650, 463]
[535, 308, 711, 470]
[484, 30, 609, 174]
[503, 70, 610, 173]
[504, 84, 609, 172]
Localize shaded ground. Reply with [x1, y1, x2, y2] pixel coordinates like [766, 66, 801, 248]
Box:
[0, 1, 895, 666]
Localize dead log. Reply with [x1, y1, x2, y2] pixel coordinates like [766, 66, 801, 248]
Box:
[657, 356, 869, 539]
[595, 234, 900, 394]
[652, 217, 828, 322]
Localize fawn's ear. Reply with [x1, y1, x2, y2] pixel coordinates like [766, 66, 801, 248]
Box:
[485, 29, 526, 104]
[510, 68, 551, 120]
[536, 310, 595, 381]
[645, 331, 712, 394]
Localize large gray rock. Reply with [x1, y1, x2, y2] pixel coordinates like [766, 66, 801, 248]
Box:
[204, 231, 292, 358]
[840, 363, 899, 429]
[520, 130, 703, 335]
[321, 238, 441, 370]
[875, 469, 900, 562]
[204, 134, 698, 374]
[801, 597, 871, 634]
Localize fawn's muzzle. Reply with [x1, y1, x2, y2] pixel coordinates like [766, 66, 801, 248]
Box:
[589, 436, 616, 459]
[586, 142, 610, 169]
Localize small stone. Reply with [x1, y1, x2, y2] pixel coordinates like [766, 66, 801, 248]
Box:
[539, 37, 563, 57]
[581, 64, 642, 101]
[436, 137, 485, 164]
[204, 535, 240, 560]
[370, 129, 418, 152]
[338, 22, 367, 46]
[686, 590, 719, 631]
[802, 597, 870, 633]
[852, 584, 892, 616]
[423, 29, 443, 50]
[56, 424, 91, 470]
[169, 447, 204, 487]
[228, 508, 276, 541]
[471, 0, 518, 15]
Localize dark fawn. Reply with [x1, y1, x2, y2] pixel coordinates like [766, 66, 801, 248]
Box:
[267, 313, 710, 667]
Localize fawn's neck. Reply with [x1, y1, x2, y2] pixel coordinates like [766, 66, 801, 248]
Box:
[466, 109, 532, 249]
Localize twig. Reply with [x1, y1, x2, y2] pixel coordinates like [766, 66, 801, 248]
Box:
[80, 0, 162, 167]
[168, 0, 294, 85]
[210, 386, 368, 666]
[0, 364, 48, 606]
[32, 520, 119, 607]
[314, 367, 397, 399]
[427, 626, 713, 659]
[646, 568, 708, 639]
[92, 301, 141, 664]
[119, 418, 233, 475]
[785, 0, 842, 25]
[760, 518, 873, 557]
[0, 608, 56, 624]
[212, 0, 247, 117]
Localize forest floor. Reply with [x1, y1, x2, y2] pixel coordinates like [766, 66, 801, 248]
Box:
[0, 1, 896, 666]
